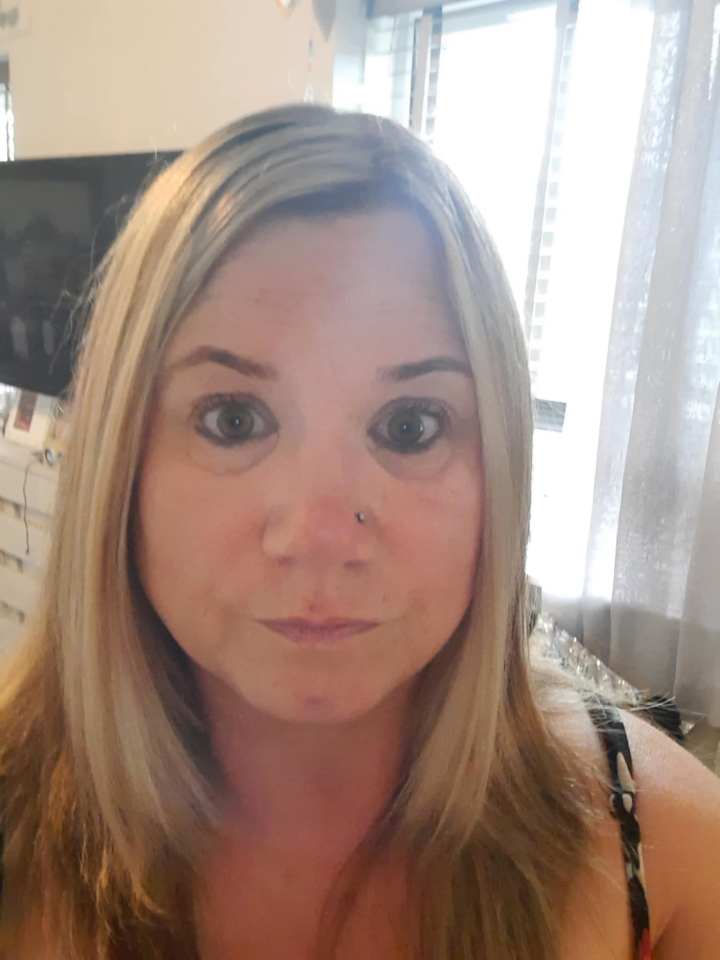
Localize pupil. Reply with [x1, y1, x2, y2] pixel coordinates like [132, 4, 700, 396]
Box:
[390, 412, 424, 445]
[219, 406, 251, 437]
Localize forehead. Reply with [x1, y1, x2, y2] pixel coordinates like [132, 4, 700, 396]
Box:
[169, 208, 466, 363]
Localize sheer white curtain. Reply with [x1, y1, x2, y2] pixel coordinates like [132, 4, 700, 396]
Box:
[525, 0, 655, 605]
[548, 0, 720, 725]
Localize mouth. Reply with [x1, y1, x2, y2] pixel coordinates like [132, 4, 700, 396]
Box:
[257, 618, 380, 645]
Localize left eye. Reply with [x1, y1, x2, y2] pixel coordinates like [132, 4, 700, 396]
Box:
[194, 395, 275, 446]
[369, 399, 448, 454]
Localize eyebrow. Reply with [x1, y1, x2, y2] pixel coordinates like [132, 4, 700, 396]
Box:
[162, 345, 474, 384]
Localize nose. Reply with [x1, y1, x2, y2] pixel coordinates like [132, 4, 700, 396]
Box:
[261, 455, 376, 569]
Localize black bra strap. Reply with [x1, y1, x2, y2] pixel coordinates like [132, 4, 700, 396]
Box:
[585, 693, 652, 957]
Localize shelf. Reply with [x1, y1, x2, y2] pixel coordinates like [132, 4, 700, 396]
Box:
[0, 436, 58, 517]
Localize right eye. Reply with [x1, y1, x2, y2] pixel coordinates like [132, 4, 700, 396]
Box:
[193, 394, 276, 447]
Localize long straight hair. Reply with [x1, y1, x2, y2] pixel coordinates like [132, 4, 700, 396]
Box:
[0, 104, 609, 959]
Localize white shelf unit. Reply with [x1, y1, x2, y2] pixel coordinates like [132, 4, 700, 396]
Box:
[0, 436, 58, 652]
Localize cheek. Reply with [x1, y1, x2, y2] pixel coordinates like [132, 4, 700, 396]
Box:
[401, 466, 484, 631]
[134, 452, 240, 607]
[411, 467, 484, 571]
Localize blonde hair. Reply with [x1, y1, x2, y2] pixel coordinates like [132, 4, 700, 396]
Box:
[0, 104, 612, 958]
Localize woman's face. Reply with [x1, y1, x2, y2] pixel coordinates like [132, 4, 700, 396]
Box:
[135, 208, 484, 725]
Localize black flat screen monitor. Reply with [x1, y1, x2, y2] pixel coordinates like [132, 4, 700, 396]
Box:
[0, 150, 180, 397]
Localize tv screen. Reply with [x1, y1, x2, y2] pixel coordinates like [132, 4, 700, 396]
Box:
[0, 150, 180, 397]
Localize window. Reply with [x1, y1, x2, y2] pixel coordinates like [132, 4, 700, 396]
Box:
[362, 14, 417, 124]
[364, 1, 561, 374]
[365, 0, 656, 598]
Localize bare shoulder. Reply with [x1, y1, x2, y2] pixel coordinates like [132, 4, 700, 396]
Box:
[561, 696, 720, 960]
[615, 707, 720, 960]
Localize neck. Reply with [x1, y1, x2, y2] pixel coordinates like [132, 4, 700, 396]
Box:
[197, 672, 414, 858]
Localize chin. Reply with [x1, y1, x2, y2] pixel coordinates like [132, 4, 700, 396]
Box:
[239, 685, 388, 726]
[277, 693, 375, 725]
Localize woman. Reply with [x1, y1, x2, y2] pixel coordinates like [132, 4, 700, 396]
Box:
[0, 104, 718, 959]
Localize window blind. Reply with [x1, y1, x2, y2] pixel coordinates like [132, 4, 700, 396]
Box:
[522, 0, 578, 382]
[410, 8, 443, 140]
[363, 13, 417, 123]
[362, 7, 442, 140]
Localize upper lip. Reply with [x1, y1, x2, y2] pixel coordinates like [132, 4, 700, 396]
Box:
[258, 617, 378, 629]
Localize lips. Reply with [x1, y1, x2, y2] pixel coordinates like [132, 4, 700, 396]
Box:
[258, 618, 379, 645]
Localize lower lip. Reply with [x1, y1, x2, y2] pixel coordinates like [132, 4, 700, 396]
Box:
[259, 622, 378, 645]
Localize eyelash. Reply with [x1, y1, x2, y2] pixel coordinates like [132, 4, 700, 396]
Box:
[192, 393, 450, 455]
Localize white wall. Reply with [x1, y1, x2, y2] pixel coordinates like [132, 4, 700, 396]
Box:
[1, 0, 367, 158]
